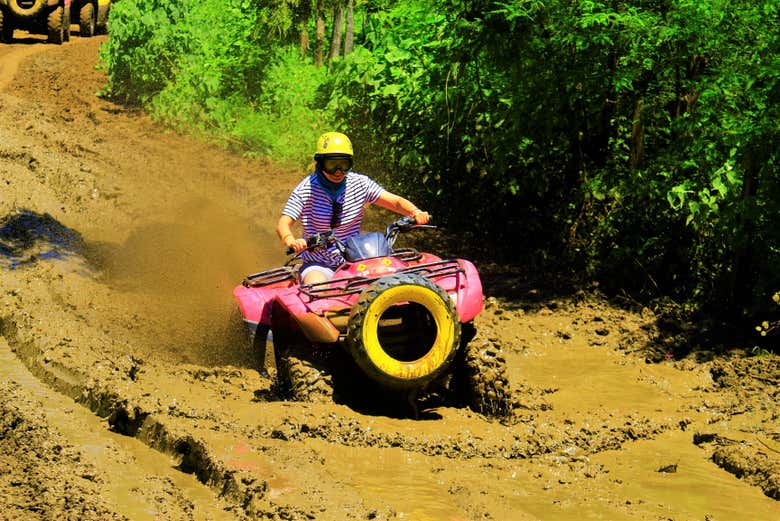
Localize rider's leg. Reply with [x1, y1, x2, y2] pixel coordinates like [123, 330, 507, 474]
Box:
[303, 270, 329, 284]
[300, 264, 335, 284]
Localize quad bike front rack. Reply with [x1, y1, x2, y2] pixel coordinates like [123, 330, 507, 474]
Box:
[299, 259, 465, 300]
[242, 266, 295, 287]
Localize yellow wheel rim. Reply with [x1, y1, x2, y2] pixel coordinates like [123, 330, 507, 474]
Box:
[360, 284, 455, 381]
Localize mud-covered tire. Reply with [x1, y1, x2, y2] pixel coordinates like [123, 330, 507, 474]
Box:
[63, 5, 70, 42]
[7, 0, 46, 19]
[0, 10, 14, 43]
[47, 5, 67, 44]
[269, 307, 336, 403]
[277, 345, 336, 403]
[346, 273, 460, 389]
[458, 326, 513, 417]
[78, 2, 95, 37]
[95, 5, 109, 36]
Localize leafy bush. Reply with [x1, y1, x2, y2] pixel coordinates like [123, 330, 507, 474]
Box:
[99, 0, 191, 104]
[101, 0, 325, 165]
[100, 0, 780, 320]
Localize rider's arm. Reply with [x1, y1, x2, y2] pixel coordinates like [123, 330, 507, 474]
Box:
[374, 191, 431, 224]
[277, 214, 306, 252]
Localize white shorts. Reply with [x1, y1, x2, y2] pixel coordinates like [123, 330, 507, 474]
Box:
[300, 264, 335, 281]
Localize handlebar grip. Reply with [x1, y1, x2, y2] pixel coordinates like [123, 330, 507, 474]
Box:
[285, 247, 294, 255]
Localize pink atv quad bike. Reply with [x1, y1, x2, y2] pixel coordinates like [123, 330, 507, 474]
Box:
[233, 216, 512, 417]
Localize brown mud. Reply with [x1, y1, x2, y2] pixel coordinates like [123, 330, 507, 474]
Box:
[0, 36, 778, 520]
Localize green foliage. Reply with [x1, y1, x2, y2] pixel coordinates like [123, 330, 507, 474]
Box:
[101, 0, 329, 165]
[227, 46, 332, 166]
[98, 0, 191, 104]
[755, 292, 780, 345]
[324, 0, 779, 314]
[101, 0, 780, 321]
[324, 1, 553, 247]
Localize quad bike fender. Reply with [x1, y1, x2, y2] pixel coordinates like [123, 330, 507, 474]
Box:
[272, 292, 341, 343]
[454, 259, 483, 323]
[338, 255, 408, 278]
[292, 311, 340, 343]
[233, 284, 277, 330]
[419, 259, 483, 324]
[402, 254, 483, 323]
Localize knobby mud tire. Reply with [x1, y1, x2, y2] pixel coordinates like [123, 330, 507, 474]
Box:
[277, 345, 336, 403]
[47, 5, 68, 44]
[458, 326, 513, 418]
[346, 273, 460, 390]
[269, 308, 336, 403]
[95, 6, 109, 35]
[78, 2, 95, 37]
[8, 0, 46, 19]
[63, 6, 70, 42]
[0, 10, 14, 43]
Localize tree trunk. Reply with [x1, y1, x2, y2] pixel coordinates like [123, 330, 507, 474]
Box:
[329, 4, 345, 63]
[298, 0, 311, 61]
[728, 152, 760, 316]
[343, 0, 354, 55]
[315, 1, 325, 67]
[630, 99, 645, 169]
[300, 21, 310, 60]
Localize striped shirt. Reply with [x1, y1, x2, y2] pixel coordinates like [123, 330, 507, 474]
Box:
[282, 171, 385, 268]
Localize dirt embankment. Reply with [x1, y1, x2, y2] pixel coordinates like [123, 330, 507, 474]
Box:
[0, 37, 778, 520]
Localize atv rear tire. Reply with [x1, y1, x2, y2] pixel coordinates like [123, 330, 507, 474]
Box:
[8, 0, 46, 19]
[346, 273, 460, 389]
[47, 4, 68, 44]
[0, 10, 14, 43]
[458, 327, 513, 418]
[78, 2, 95, 37]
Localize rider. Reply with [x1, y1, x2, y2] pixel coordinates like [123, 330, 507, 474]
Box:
[277, 131, 431, 284]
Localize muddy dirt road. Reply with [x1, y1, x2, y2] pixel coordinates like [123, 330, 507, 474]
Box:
[1, 36, 778, 520]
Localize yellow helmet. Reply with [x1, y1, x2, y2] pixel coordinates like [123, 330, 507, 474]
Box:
[315, 131, 353, 159]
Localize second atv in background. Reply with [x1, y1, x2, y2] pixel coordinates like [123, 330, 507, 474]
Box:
[71, 0, 109, 37]
[0, 0, 71, 44]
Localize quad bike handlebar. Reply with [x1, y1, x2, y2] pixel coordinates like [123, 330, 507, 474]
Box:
[284, 216, 434, 259]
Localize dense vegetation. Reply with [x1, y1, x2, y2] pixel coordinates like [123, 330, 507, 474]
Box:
[100, 0, 779, 337]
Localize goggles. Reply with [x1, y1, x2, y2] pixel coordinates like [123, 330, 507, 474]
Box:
[321, 157, 353, 175]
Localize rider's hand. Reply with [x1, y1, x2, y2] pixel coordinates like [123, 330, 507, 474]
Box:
[412, 210, 431, 225]
[285, 236, 307, 253]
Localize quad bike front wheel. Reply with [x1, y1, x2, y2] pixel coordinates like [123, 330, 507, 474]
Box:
[268, 305, 339, 403]
[456, 324, 514, 418]
[346, 273, 461, 389]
